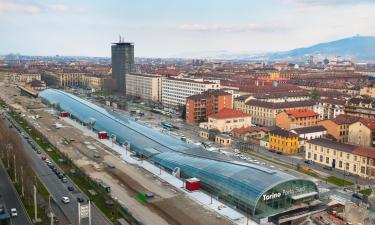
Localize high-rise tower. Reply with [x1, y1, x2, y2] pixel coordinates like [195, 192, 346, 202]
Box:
[111, 36, 134, 92]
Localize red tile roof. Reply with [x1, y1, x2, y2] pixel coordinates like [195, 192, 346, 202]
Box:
[209, 108, 250, 119]
[359, 118, 375, 130]
[353, 146, 375, 159]
[285, 109, 319, 118]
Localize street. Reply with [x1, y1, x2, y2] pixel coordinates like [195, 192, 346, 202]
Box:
[0, 161, 32, 225]
[3, 113, 112, 225]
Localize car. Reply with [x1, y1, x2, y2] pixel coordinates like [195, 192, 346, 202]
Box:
[67, 186, 74, 191]
[58, 174, 64, 179]
[61, 177, 68, 183]
[10, 208, 17, 217]
[36, 150, 41, 154]
[41, 156, 46, 160]
[61, 197, 70, 204]
[304, 160, 314, 165]
[77, 197, 85, 203]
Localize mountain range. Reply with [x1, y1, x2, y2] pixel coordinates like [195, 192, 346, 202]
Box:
[176, 36, 375, 61]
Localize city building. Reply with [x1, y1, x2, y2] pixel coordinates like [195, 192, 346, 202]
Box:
[305, 138, 375, 179]
[318, 114, 360, 142]
[111, 39, 135, 92]
[234, 99, 316, 126]
[205, 108, 251, 132]
[231, 126, 269, 142]
[345, 97, 375, 119]
[11, 73, 41, 83]
[161, 77, 220, 107]
[125, 73, 162, 102]
[269, 128, 299, 154]
[276, 109, 320, 130]
[348, 118, 375, 147]
[24, 79, 46, 91]
[313, 98, 346, 120]
[186, 89, 232, 125]
[39, 88, 322, 223]
[291, 125, 327, 141]
[360, 84, 375, 98]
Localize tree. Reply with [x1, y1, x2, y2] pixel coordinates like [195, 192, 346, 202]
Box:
[310, 89, 320, 100]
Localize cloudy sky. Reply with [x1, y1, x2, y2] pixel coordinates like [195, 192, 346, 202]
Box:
[0, 0, 375, 57]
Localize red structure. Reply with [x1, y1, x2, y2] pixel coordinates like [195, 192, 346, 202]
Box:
[98, 131, 109, 139]
[60, 111, 68, 117]
[185, 178, 201, 191]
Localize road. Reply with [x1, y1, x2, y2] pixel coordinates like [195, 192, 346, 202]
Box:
[3, 114, 113, 225]
[0, 161, 32, 225]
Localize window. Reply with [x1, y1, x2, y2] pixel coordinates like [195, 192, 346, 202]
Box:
[339, 161, 342, 168]
[353, 164, 357, 172]
[326, 157, 329, 164]
[320, 155, 323, 162]
[346, 154, 350, 160]
[307, 152, 311, 159]
[361, 166, 366, 174]
[314, 154, 317, 160]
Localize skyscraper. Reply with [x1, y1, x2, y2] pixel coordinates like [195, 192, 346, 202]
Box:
[111, 36, 134, 92]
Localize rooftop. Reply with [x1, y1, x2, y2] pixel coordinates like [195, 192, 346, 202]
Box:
[291, 125, 327, 134]
[330, 114, 361, 125]
[246, 99, 316, 109]
[232, 126, 269, 134]
[209, 108, 250, 119]
[285, 109, 319, 118]
[187, 89, 231, 101]
[307, 138, 357, 153]
[269, 128, 298, 138]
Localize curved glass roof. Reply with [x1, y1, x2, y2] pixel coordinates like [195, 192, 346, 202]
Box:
[39, 89, 317, 216]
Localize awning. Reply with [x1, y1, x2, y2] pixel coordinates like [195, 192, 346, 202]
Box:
[291, 191, 318, 200]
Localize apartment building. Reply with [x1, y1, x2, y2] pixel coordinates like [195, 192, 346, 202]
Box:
[345, 97, 375, 119]
[269, 128, 299, 154]
[125, 73, 162, 102]
[305, 138, 375, 179]
[348, 118, 375, 147]
[360, 84, 375, 98]
[162, 77, 220, 107]
[234, 99, 316, 126]
[276, 109, 319, 130]
[318, 114, 360, 142]
[11, 73, 41, 83]
[82, 75, 104, 91]
[206, 108, 251, 132]
[186, 89, 232, 125]
[313, 98, 346, 120]
[248, 91, 311, 103]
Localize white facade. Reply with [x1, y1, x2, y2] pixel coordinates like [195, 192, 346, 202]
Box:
[313, 101, 345, 120]
[291, 130, 326, 140]
[126, 73, 162, 102]
[161, 77, 220, 107]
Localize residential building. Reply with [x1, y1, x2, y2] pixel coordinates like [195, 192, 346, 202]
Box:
[205, 108, 251, 132]
[24, 79, 46, 91]
[58, 71, 86, 87]
[348, 118, 375, 147]
[162, 77, 220, 107]
[360, 84, 375, 98]
[276, 109, 319, 130]
[291, 125, 327, 141]
[234, 99, 316, 126]
[318, 114, 360, 142]
[186, 89, 232, 125]
[231, 126, 269, 142]
[313, 98, 346, 120]
[11, 73, 41, 83]
[82, 74, 104, 91]
[269, 128, 299, 154]
[305, 138, 375, 179]
[248, 91, 311, 103]
[125, 73, 162, 102]
[345, 97, 375, 119]
[111, 40, 135, 92]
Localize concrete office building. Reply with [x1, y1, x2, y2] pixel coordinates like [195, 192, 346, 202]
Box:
[126, 73, 162, 102]
[111, 37, 134, 92]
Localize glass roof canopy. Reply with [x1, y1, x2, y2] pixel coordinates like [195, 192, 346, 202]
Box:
[39, 89, 318, 217]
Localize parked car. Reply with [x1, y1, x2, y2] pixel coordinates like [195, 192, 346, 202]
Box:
[67, 186, 74, 191]
[77, 197, 85, 203]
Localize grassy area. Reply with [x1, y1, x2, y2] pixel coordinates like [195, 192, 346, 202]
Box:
[297, 168, 320, 178]
[359, 188, 372, 196]
[326, 176, 354, 187]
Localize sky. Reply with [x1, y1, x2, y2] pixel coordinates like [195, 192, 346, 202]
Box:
[0, 0, 375, 58]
